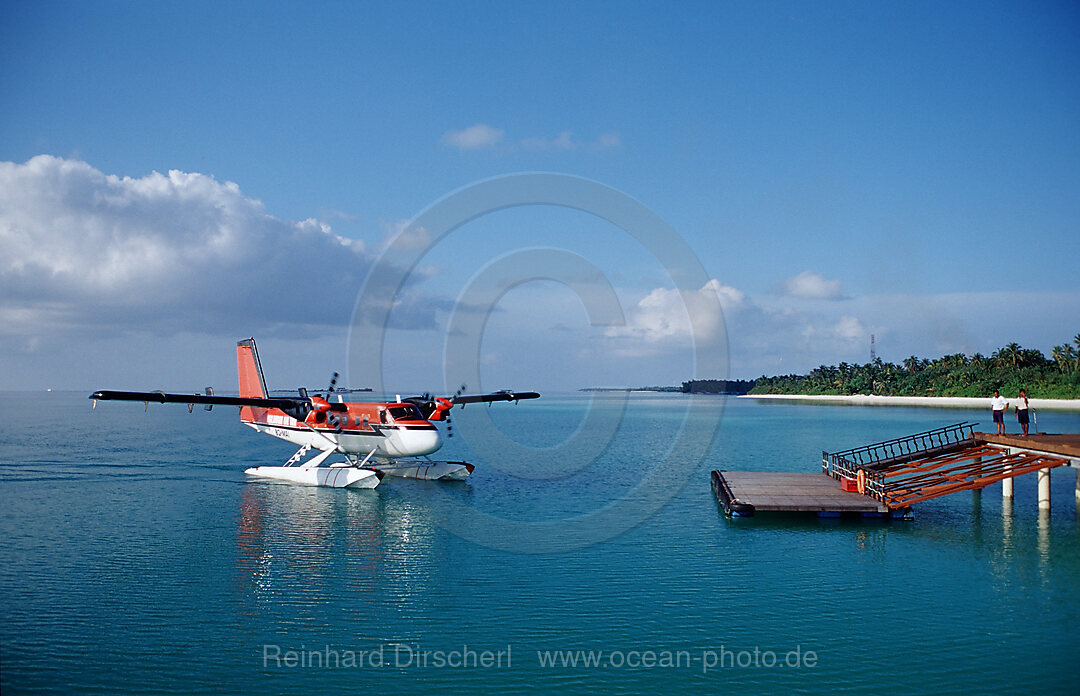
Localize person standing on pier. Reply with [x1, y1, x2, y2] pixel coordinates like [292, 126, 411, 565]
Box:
[1015, 389, 1030, 437]
[991, 390, 1008, 435]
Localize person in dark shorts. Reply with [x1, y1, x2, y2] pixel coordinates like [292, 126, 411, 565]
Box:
[991, 390, 1007, 435]
[1015, 388, 1030, 437]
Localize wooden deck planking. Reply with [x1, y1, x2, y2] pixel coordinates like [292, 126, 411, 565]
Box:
[713, 470, 890, 514]
[976, 432, 1080, 459]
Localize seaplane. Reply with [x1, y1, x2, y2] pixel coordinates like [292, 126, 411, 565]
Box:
[90, 338, 539, 489]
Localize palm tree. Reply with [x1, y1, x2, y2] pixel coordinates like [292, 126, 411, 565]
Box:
[1018, 348, 1046, 369]
[994, 343, 1021, 369]
[880, 362, 897, 393]
[1051, 345, 1072, 374]
[941, 353, 968, 369]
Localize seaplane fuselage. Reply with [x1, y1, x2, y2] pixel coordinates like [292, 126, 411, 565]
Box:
[244, 400, 443, 459]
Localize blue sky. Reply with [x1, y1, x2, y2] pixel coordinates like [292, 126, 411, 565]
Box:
[1, 1, 1078, 392]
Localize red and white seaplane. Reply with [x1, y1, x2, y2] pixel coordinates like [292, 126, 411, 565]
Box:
[90, 338, 539, 489]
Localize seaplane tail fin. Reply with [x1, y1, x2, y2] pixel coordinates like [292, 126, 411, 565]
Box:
[237, 338, 269, 423]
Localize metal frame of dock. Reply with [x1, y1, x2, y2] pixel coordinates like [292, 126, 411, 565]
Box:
[713, 423, 1079, 517]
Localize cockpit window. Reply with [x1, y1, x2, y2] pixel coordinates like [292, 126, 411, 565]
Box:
[388, 405, 424, 421]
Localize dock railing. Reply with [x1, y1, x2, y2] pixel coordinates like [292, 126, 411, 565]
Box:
[826, 422, 976, 471]
[819, 423, 1075, 508]
[826, 451, 889, 500]
[823, 422, 977, 500]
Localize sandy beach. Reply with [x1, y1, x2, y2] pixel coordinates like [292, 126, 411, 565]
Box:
[739, 393, 1080, 411]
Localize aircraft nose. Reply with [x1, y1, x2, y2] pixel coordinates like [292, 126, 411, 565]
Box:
[396, 427, 442, 457]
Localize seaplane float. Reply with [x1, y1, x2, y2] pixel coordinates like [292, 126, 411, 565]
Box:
[90, 338, 539, 489]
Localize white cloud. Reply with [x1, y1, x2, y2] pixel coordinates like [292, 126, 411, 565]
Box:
[799, 315, 864, 344]
[521, 130, 622, 151]
[607, 279, 734, 345]
[0, 155, 436, 339]
[595, 132, 621, 148]
[833, 315, 865, 341]
[602, 279, 868, 376]
[442, 124, 620, 153]
[378, 218, 435, 252]
[711, 282, 747, 312]
[781, 270, 847, 300]
[441, 124, 505, 150]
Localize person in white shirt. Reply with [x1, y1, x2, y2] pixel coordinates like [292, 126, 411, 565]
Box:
[991, 390, 1008, 435]
[1015, 388, 1030, 437]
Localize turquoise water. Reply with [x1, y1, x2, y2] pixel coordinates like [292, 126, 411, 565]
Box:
[1, 392, 1078, 694]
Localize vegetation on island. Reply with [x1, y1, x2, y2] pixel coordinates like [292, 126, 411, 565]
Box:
[680, 379, 756, 395]
[748, 335, 1080, 399]
[581, 380, 755, 394]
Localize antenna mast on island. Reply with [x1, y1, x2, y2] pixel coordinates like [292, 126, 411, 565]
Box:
[870, 334, 876, 362]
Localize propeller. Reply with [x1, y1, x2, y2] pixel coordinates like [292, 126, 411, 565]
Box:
[303, 371, 341, 402]
[445, 384, 465, 438]
[404, 385, 466, 435]
[401, 385, 540, 438]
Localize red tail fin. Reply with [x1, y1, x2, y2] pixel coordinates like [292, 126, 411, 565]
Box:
[237, 338, 269, 423]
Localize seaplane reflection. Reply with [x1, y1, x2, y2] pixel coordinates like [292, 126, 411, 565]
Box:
[234, 480, 443, 627]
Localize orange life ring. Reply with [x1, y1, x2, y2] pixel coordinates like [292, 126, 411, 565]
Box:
[856, 469, 866, 495]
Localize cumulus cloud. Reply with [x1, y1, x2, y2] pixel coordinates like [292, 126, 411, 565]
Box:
[588, 274, 872, 373]
[607, 279, 735, 345]
[832, 315, 866, 341]
[781, 270, 847, 300]
[521, 130, 621, 151]
[441, 123, 622, 153]
[377, 218, 437, 252]
[441, 124, 505, 150]
[595, 133, 621, 148]
[0, 155, 434, 339]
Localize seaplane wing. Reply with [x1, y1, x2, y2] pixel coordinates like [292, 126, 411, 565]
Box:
[452, 390, 541, 405]
[89, 338, 541, 488]
[89, 389, 344, 411]
[402, 390, 539, 420]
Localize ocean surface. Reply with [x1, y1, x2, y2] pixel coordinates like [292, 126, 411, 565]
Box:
[1, 392, 1078, 694]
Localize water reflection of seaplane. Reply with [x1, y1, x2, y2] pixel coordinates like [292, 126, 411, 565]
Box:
[90, 338, 539, 489]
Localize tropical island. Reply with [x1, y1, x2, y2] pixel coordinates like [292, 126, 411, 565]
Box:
[584, 336, 1080, 400]
[580, 379, 756, 394]
[748, 337, 1080, 399]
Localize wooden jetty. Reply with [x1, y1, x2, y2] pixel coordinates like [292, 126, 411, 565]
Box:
[713, 423, 1080, 518]
[711, 471, 893, 517]
[977, 432, 1080, 458]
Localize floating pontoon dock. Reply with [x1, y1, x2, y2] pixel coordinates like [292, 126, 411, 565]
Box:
[712, 471, 893, 517]
[713, 423, 1080, 517]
